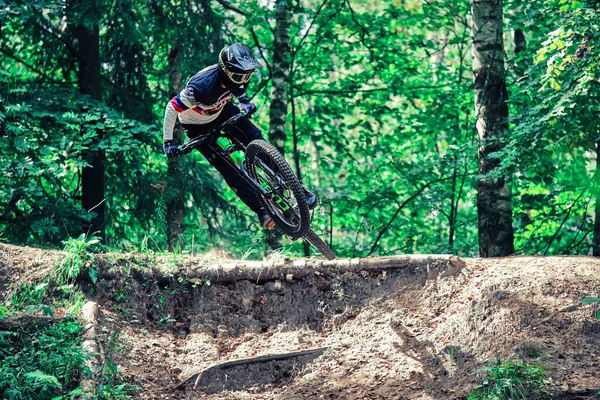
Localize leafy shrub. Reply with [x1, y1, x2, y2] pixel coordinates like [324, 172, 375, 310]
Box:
[55, 234, 101, 285]
[0, 319, 87, 399]
[10, 234, 100, 311]
[580, 296, 600, 320]
[468, 360, 550, 400]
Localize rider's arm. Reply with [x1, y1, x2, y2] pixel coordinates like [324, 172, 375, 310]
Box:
[237, 93, 251, 104]
[163, 101, 178, 142]
[162, 88, 196, 142]
[236, 93, 256, 116]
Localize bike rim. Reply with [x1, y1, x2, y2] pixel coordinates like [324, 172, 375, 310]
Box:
[250, 156, 304, 234]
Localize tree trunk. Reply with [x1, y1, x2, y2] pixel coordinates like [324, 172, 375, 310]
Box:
[268, 0, 291, 154]
[514, 29, 527, 55]
[472, 0, 514, 257]
[513, 26, 527, 75]
[266, 0, 292, 252]
[291, 88, 311, 256]
[71, 3, 105, 235]
[593, 140, 600, 256]
[167, 45, 185, 251]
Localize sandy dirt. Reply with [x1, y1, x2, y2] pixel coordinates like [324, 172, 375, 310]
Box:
[1, 243, 599, 400]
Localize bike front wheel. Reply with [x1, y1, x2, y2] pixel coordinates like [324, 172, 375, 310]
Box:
[246, 140, 310, 238]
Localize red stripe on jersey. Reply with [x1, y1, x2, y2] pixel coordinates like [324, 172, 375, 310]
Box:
[170, 97, 185, 113]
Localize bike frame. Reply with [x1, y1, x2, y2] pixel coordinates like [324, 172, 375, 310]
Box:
[177, 112, 335, 258]
[179, 113, 295, 215]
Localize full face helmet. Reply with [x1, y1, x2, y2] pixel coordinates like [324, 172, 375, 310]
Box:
[218, 43, 263, 95]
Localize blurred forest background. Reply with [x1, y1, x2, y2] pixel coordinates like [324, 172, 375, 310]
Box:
[0, 0, 598, 259]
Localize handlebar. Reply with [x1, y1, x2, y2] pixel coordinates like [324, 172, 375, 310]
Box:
[179, 112, 247, 155]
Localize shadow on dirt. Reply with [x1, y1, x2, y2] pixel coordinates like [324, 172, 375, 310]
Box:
[94, 263, 433, 338]
[84, 255, 600, 399]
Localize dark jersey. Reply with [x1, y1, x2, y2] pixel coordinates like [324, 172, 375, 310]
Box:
[163, 65, 233, 140]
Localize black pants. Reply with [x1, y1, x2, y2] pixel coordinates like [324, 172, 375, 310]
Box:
[182, 102, 265, 215]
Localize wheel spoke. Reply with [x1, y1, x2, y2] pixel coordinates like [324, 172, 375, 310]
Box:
[246, 140, 310, 237]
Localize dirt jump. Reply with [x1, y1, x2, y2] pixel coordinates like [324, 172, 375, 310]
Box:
[1, 243, 599, 399]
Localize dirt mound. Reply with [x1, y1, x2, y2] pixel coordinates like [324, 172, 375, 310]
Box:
[1, 243, 599, 399]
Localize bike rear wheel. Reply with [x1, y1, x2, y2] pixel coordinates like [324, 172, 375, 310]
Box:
[246, 140, 310, 238]
[303, 229, 336, 260]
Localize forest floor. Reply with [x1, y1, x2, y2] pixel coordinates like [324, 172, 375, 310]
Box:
[2, 244, 600, 400]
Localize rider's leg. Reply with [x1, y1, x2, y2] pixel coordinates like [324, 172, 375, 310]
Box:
[198, 142, 274, 229]
[303, 187, 318, 210]
[183, 117, 274, 228]
[224, 103, 319, 210]
[222, 103, 265, 143]
[198, 142, 264, 213]
[219, 104, 276, 227]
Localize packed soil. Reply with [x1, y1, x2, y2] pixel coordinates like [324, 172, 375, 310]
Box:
[1, 243, 600, 400]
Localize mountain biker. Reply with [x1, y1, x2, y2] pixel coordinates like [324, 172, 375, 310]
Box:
[162, 43, 317, 230]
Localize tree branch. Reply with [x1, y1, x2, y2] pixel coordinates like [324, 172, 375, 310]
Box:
[250, 28, 271, 73]
[31, 12, 78, 60]
[344, 0, 377, 63]
[292, 0, 329, 57]
[563, 197, 593, 253]
[248, 76, 271, 102]
[542, 190, 587, 255]
[214, 0, 249, 17]
[368, 177, 450, 256]
[293, 87, 388, 97]
[0, 47, 69, 84]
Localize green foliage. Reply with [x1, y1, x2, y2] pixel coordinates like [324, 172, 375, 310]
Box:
[55, 234, 101, 285]
[580, 296, 600, 305]
[580, 296, 600, 319]
[0, 84, 160, 247]
[468, 360, 550, 400]
[95, 317, 138, 399]
[1, 0, 599, 257]
[503, 0, 600, 254]
[11, 234, 99, 311]
[0, 319, 87, 399]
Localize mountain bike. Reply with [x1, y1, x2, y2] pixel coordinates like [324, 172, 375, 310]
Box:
[178, 112, 336, 260]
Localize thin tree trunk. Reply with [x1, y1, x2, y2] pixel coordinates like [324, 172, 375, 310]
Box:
[0, 97, 5, 136]
[291, 87, 310, 256]
[472, 0, 514, 257]
[71, 2, 105, 235]
[266, 0, 292, 252]
[593, 140, 600, 256]
[513, 27, 527, 75]
[167, 45, 185, 251]
[514, 29, 526, 55]
[268, 0, 291, 154]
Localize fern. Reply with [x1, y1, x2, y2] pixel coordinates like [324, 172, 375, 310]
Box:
[24, 370, 62, 390]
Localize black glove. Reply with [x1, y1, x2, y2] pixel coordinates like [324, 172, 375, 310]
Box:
[240, 101, 256, 117]
[163, 140, 181, 159]
[238, 94, 257, 117]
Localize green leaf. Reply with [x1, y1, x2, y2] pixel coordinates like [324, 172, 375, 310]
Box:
[580, 297, 600, 305]
[42, 305, 54, 317]
[24, 370, 62, 389]
[4, 389, 22, 400]
[89, 266, 98, 284]
[571, 0, 583, 9]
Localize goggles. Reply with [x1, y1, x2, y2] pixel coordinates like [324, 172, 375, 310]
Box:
[223, 67, 254, 84]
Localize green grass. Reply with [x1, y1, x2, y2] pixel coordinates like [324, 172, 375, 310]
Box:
[468, 360, 550, 400]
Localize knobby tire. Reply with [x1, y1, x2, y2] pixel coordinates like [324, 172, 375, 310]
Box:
[303, 229, 336, 260]
[246, 140, 310, 238]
